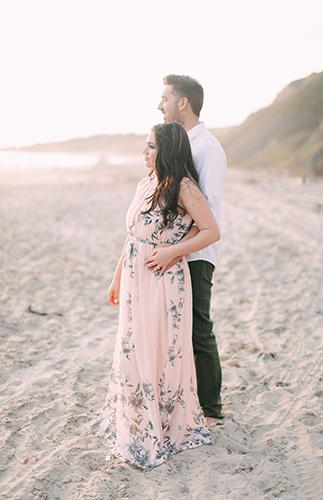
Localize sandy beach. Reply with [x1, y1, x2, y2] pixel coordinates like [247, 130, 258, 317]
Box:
[1, 161, 323, 500]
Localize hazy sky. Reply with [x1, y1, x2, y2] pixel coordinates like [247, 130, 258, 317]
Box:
[0, 0, 322, 148]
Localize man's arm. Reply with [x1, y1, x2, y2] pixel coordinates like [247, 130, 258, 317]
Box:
[144, 179, 220, 275]
[195, 144, 226, 229]
[145, 225, 199, 272]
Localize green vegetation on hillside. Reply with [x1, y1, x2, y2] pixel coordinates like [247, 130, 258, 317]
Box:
[7, 71, 323, 176]
[220, 71, 323, 175]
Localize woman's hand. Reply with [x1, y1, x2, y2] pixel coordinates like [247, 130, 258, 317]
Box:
[145, 245, 176, 275]
[107, 277, 121, 306]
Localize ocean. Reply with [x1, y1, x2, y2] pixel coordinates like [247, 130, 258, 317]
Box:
[0, 151, 137, 170]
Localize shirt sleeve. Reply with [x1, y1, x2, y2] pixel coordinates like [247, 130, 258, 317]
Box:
[194, 144, 227, 227]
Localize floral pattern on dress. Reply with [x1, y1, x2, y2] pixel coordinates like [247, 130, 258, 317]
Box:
[121, 328, 135, 361]
[92, 176, 211, 469]
[168, 298, 184, 330]
[166, 261, 185, 292]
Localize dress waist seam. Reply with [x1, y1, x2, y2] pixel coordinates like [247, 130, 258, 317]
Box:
[129, 234, 158, 247]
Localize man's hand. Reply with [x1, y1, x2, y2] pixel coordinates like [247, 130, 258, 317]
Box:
[145, 226, 199, 274]
[145, 244, 179, 275]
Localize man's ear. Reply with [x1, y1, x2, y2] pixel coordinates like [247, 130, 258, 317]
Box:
[179, 96, 189, 110]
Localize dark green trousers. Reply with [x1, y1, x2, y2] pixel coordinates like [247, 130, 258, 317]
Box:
[188, 260, 223, 418]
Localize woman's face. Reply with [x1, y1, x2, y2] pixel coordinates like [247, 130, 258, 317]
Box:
[142, 130, 157, 170]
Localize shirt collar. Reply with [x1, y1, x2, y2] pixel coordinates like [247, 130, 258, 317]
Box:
[187, 121, 205, 141]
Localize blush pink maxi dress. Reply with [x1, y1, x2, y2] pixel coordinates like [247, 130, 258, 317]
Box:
[92, 176, 211, 468]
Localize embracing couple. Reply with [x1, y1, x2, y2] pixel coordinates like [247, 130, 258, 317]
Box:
[92, 75, 226, 469]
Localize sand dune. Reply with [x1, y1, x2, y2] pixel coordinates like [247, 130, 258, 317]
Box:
[1, 163, 323, 499]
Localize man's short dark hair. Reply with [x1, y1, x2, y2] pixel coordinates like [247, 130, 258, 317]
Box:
[163, 74, 204, 117]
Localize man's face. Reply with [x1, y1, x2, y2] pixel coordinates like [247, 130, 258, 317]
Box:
[158, 85, 183, 125]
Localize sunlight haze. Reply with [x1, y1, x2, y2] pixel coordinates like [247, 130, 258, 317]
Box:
[0, 0, 322, 148]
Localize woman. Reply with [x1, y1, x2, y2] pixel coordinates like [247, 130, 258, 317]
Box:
[92, 123, 220, 469]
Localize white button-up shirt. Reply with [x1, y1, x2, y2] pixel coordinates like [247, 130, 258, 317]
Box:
[187, 122, 226, 268]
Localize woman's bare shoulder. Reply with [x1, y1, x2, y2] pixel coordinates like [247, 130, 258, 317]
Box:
[178, 177, 204, 210]
[179, 177, 202, 196]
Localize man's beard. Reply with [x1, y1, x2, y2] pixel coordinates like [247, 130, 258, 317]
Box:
[165, 108, 184, 126]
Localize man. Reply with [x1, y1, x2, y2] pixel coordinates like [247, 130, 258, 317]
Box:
[158, 74, 226, 423]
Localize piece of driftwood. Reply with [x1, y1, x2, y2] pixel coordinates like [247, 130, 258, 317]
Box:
[28, 304, 63, 316]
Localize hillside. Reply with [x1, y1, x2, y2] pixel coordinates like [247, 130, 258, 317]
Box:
[5, 71, 323, 176]
[220, 71, 323, 175]
[12, 128, 236, 157]
[18, 133, 147, 156]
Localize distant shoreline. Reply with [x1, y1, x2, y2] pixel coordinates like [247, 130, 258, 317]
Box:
[0, 127, 236, 154]
[0, 150, 143, 171]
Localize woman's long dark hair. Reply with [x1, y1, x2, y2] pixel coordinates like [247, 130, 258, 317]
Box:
[143, 123, 199, 227]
